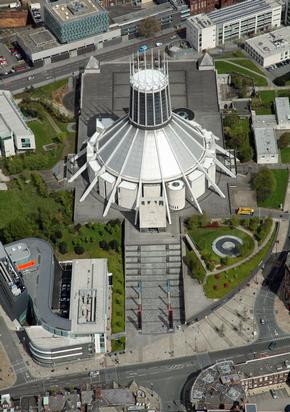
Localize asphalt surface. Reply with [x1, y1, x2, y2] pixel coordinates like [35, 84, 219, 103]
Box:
[4, 336, 290, 411]
[0, 31, 180, 94]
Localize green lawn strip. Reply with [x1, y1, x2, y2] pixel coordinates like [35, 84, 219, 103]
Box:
[215, 61, 267, 86]
[16, 78, 68, 100]
[228, 59, 265, 75]
[281, 147, 290, 163]
[258, 169, 288, 209]
[204, 227, 276, 299]
[188, 226, 254, 267]
[111, 337, 125, 352]
[56, 222, 125, 334]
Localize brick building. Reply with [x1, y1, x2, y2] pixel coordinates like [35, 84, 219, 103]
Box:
[189, 0, 239, 15]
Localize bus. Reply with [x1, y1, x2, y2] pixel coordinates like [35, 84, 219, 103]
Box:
[236, 207, 255, 216]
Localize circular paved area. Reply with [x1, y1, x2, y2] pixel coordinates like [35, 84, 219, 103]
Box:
[212, 235, 243, 258]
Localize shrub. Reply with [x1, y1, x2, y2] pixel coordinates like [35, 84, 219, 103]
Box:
[100, 240, 109, 250]
[224, 282, 229, 288]
[109, 239, 119, 251]
[214, 273, 221, 279]
[55, 230, 63, 239]
[59, 241, 68, 254]
[74, 245, 84, 255]
[213, 284, 219, 290]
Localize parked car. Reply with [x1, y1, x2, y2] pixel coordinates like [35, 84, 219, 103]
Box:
[155, 41, 163, 47]
[138, 44, 148, 53]
[270, 389, 278, 399]
[260, 318, 265, 324]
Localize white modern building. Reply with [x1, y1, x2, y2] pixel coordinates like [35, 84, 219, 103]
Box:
[251, 97, 290, 164]
[186, 14, 216, 52]
[69, 54, 236, 229]
[245, 26, 290, 67]
[0, 90, 35, 157]
[186, 0, 282, 52]
[275, 96, 290, 128]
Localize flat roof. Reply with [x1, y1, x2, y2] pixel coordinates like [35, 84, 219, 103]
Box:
[275, 96, 290, 124]
[25, 325, 91, 349]
[46, 0, 104, 22]
[69, 259, 108, 334]
[236, 352, 290, 379]
[6, 243, 31, 263]
[112, 2, 174, 25]
[0, 90, 34, 139]
[17, 28, 58, 53]
[187, 13, 213, 29]
[252, 114, 276, 128]
[208, 0, 278, 26]
[253, 127, 278, 156]
[246, 26, 290, 58]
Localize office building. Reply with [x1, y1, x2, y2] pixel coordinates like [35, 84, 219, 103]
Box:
[0, 239, 110, 365]
[0, 90, 35, 157]
[69, 54, 236, 229]
[17, 26, 121, 66]
[245, 26, 290, 67]
[186, 0, 282, 51]
[44, 0, 109, 44]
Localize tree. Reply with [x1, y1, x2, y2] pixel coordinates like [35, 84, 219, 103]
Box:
[253, 167, 276, 202]
[59, 241, 68, 255]
[74, 245, 84, 255]
[278, 132, 290, 149]
[1, 219, 33, 243]
[138, 17, 161, 38]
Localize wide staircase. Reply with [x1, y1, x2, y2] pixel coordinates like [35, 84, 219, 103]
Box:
[125, 238, 184, 334]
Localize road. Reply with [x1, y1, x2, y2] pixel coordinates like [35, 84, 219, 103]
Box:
[0, 31, 179, 93]
[4, 336, 290, 411]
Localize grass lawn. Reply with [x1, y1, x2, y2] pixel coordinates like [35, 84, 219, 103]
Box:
[228, 59, 265, 76]
[111, 337, 125, 352]
[253, 90, 290, 115]
[16, 78, 68, 100]
[204, 226, 276, 299]
[215, 61, 268, 86]
[281, 148, 290, 163]
[258, 169, 288, 209]
[188, 226, 255, 267]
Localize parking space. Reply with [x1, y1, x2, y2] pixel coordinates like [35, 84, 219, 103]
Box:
[266, 60, 290, 79]
[249, 387, 290, 411]
[0, 41, 29, 77]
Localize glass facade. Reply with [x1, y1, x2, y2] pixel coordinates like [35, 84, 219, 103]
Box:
[44, 4, 109, 44]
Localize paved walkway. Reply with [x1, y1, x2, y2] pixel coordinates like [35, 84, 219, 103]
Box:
[207, 223, 271, 276]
